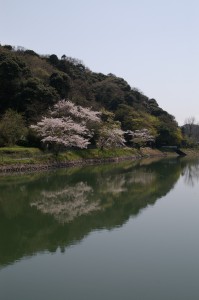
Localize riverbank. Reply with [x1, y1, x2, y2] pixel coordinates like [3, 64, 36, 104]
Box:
[0, 146, 169, 173]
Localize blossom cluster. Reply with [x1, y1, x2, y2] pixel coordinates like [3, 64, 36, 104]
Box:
[97, 123, 126, 150]
[31, 182, 100, 224]
[31, 100, 101, 149]
[51, 100, 101, 123]
[127, 129, 155, 143]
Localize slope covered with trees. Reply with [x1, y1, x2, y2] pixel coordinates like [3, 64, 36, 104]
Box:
[0, 44, 182, 148]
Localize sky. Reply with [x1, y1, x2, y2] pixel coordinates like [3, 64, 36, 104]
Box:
[1, 0, 199, 125]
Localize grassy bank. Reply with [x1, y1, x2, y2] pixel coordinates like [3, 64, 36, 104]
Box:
[0, 146, 165, 167]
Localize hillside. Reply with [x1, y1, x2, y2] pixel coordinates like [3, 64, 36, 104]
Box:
[0, 44, 182, 147]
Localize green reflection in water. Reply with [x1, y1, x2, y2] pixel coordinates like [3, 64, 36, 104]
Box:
[0, 157, 197, 268]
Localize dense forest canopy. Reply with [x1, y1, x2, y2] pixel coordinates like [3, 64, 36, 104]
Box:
[0, 44, 183, 147]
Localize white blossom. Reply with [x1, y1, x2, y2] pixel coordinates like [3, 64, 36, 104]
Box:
[30, 182, 100, 224]
[127, 129, 155, 145]
[31, 100, 101, 149]
[127, 128, 155, 142]
[51, 100, 101, 123]
[97, 123, 126, 149]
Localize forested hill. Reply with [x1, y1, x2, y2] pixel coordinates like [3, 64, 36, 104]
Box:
[0, 44, 182, 146]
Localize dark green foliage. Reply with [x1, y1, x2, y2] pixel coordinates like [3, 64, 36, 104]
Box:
[156, 114, 182, 146]
[2, 45, 13, 51]
[24, 129, 42, 148]
[49, 72, 70, 98]
[0, 51, 30, 80]
[0, 109, 27, 146]
[94, 78, 125, 110]
[0, 44, 182, 147]
[147, 98, 166, 116]
[16, 78, 60, 122]
[0, 46, 59, 122]
[70, 79, 96, 107]
[48, 54, 59, 66]
[24, 49, 39, 57]
[0, 48, 31, 113]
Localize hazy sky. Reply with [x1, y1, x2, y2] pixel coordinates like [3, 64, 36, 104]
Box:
[1, 0, 199, 125]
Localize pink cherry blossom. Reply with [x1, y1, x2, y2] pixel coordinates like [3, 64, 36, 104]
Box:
[31, 100, 101, 149]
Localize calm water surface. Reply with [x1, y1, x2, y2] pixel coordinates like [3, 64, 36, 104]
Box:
[0, 157, 199, 300]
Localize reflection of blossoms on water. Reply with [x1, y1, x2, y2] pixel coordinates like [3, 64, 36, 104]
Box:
[30, 168, 157, 224]
[128, 171, 156, 185]
[30, 182, 100, 224]
[99, 174, 127, 196]
[97, 170, 156, 197]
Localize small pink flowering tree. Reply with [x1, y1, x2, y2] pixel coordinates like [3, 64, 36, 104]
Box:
[97, 124, 126, 150]
[126, 129, 155, 148]
[31, 99, 101, 152]
[97, 110, 126, 150]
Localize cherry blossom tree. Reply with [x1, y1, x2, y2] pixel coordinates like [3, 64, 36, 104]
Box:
[97, 110, 126, 150]
[51, 100, 100, 124]
[126, 129, 155, 148]
[31, 99, 101, 151]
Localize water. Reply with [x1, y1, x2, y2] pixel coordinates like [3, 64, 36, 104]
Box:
[0, 157, 199, 300]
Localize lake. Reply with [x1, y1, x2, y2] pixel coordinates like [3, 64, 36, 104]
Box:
[0, 157, 199, 300]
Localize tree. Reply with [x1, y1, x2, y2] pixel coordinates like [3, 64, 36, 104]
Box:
[127, 129, 155, 148]
[2, 45, 13, 51]
[0, 109, 27, 146]
[184, 117, 196, 137]
[182, 116, 199, 146]
[24, 49, 39, 57]
[16, 78, 59, 122]
[0, 45, 183, 148]
[48, 54, 59, 66]
[156, 114, 182, 146]
[31, 100, 101, 151]
[97, 110, 126, 150]
[94, 78, 125, 110]
[51, 99, 100, 124]
[183, 116, 199, 139]
[61, 54, 66, 60]
[49, 72, 71, 98]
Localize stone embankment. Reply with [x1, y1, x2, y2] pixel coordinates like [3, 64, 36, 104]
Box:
[0, 156, 139, 173]
[0, 152, 167, 174]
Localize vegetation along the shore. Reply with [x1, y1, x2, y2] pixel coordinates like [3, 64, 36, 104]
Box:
[0, 44, 198, 164]
[0, 146, 165, 171]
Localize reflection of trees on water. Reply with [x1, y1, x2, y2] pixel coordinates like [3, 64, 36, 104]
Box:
[0, 158, 184, 267]
[182, 160, 199, 186]
[97, 173, 127, 196]
[98, 170, 155, 195]
[128, 170, 155, 185]
[31, 182, 100, 224]
[30, 169, 156, 224]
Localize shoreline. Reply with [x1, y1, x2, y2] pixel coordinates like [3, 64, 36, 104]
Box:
[0, 148, 169, 174]
[2, 146, 197, 175]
